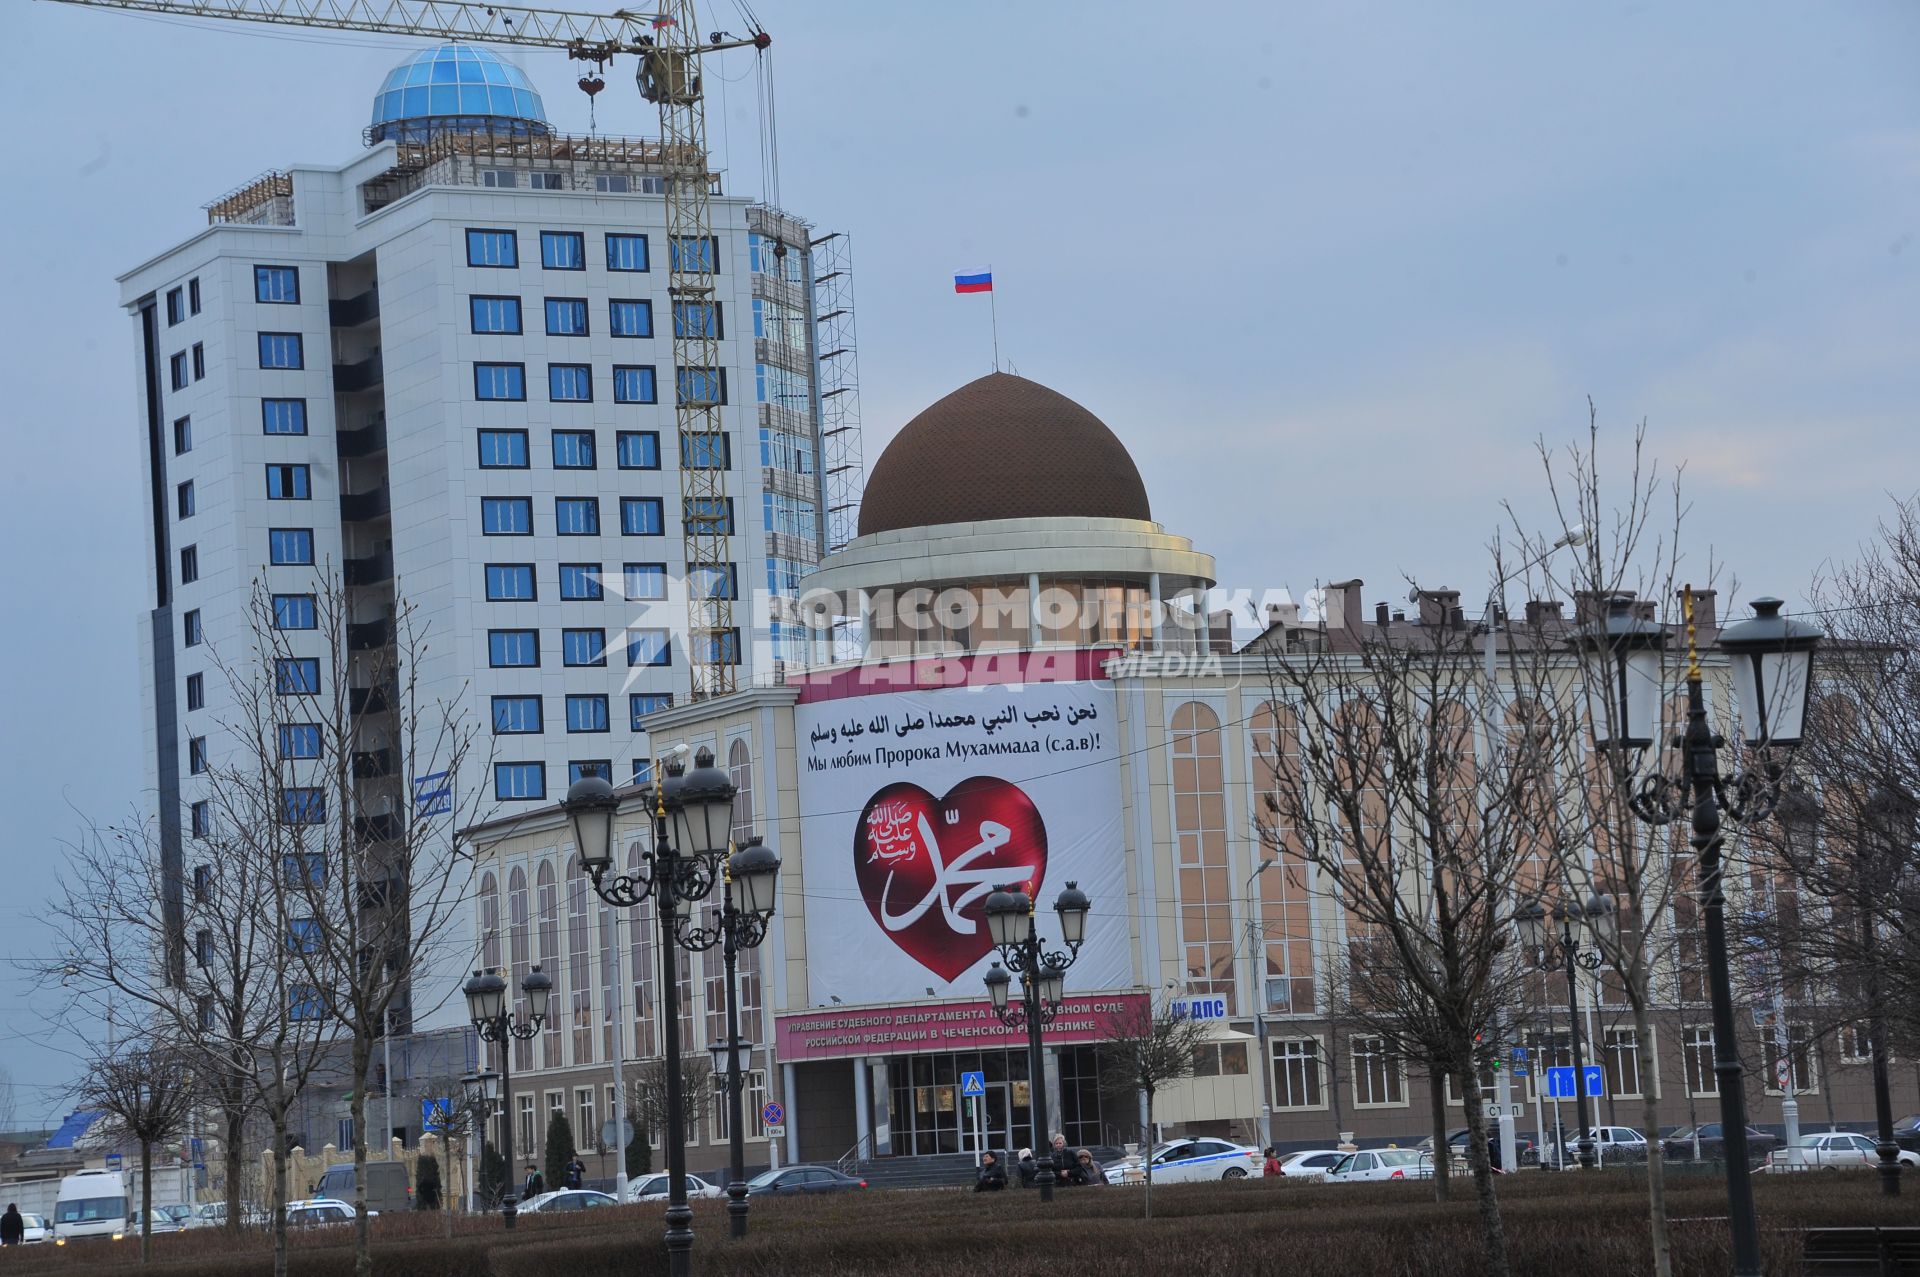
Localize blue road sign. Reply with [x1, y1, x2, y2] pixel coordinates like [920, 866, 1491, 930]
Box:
[1510, 1047, 1529, 1077]
[1170, 996, 1228, 1022]
[760, 1101, 785, 1126]
[1546, 1065, 1605, 1098]
[960, 1071, 986, 1098]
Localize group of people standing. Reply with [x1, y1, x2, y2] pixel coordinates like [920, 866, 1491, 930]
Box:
[975, 1134, 1107, 1191]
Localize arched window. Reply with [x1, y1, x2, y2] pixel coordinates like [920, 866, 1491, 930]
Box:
[600, 885, 620, 1063]
[479, 870, 501, 972]
[568, 855, 594, 1065]
[725, 740, 762, 1042]
[508, 866, 531, 1073]
[627, 841, 656, 1058]
[728, 739, 753, 843]
[1250, 702, 1313, 1014]
[1171, 702, 1233, 1009]
[537, 861, 560, 1067]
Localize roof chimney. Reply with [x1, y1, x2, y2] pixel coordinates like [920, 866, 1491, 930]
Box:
[1524, 599, 1564, 626]
[1266, 600, 1299, 627]
[1323, 579, 1365, 631]
[1376, 602, 1391, 627]
[1679, 587, 1717, 630]
[1414, 588, 1462, 628]
[1573, 590, 1631, 625]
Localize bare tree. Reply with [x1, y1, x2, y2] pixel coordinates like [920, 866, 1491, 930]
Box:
[0, 1066, 16, 1135]
[78, 1043, 196, 1264]
[624, 1056, 716, 1152]
[1097, 998, 1210, 1219]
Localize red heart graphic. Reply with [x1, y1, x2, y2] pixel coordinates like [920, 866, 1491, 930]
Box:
[852, 776, 1048, 983]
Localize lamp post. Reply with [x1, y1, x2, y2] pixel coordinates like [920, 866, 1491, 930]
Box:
[982, 880, 1091, 1203]
[1862, 787, 1911, 1198]
[1573, 589, 1819, 1277]
[460, 1070, 501, 1211]
[1515, 894, 1616, 1168]
[562, 749, 756, 1277]
[685, 834, 780, 1239]
[463, 966, 551, 1225]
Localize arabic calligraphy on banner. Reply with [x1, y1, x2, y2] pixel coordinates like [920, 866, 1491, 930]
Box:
[795, 678, 1130, 1005]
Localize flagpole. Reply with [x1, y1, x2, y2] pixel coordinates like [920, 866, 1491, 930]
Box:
[989, 269, 999, 372]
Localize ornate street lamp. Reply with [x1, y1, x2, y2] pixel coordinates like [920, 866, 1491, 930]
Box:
[460, 1070, 503, 1210]
[1515, 894, 1612, 1168]
[1573, 588, 1820, 1277]
[981, 880, 1091, 1203]
[463, 965, 550, 1225]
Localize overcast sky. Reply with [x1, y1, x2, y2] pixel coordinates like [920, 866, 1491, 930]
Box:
[1, 1, 1914, 1125]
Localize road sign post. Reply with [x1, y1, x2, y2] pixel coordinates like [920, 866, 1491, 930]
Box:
[960, 1072, 986, 1162]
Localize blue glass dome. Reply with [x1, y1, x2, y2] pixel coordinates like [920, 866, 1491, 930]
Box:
[369, 44, 550, 144]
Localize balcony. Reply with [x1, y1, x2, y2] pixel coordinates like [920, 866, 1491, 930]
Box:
[354, 814, 398, 847]
[329, 287, 380, 329]
[333, 350, 383, 394]
[348, 618, 392, 651]
[349, 681, 395, 715]
[345, 550, 393, 587]
[340, 485, 391, 523]
[337, 415, 387, 459]
[352, 748, 393, 779]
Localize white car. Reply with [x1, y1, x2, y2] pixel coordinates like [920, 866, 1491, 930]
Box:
[517, 1189, 619, 1213]
[1274, 1149, 1348, 1181]
[626, 1173, 723, 1202]
[284, 1198, 371, 1227]
[1104, 1138, 1265, 1184]
[1764, 1132, 1920, 1172]
[17, 1212, 49, 1244]
[1323, 1148, 1433, 1183]
[1549, 1126, 1650, 1166]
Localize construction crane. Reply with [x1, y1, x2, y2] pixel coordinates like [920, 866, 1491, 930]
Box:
[52, 0, 765, 703]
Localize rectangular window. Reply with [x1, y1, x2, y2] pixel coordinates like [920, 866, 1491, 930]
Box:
[1839, 1024, 1873, 1064]
[545, 297, 589, 336]
[541, 231, 586, 270]
[689, 562, 737, 601]
[172, 416, 191, 454]
[622, 562, 667, 600]
[495, 762, 547, 801]
[555, 496, 600, 536]
[185, 672, 204, 712]
[609, 299, 653, 338]
[566, 694, 610, 733]
[616, 430, 660, 468]
[685, 496, 734, 535]
[481, 497, 533, 535]
[170, 352, 189, 391]
[287, 919, 321, 954]
[700, 629, 742, 667]
[188, 735, 208, 775]
[484, 563, 537, 601]
[569, 760, 613, 786]
[192, 343, 205, 381]
[766, 555, 808, 597]
[548, 363, 593, 402]
[561, 628, 607, 668]
[466, 228, 519, 268]
[528, 171, 563, 191]
[669, 235, 719, 273]
[558, 563, 603, 600]
[488, 629, 540, 668]
[258, 332, 304, 369]
[632, 760, 653, 785]
[179, 544, 199, 585]
[470, 295, 523, 334]
[475, 362, 527, 401]
[480, 168, 518, 188]
[191, 801, 211, 838]
[680, 432, 730, 469]
[183, 610, 203, 647]
[255, 265, 300, 303]
[266, 463, 311, 500]
[273, 594, 317, 630]
[269, 528, 314, 565]
[1352, 1036, 1404, 1106]
[606, 233, 649, 272]
[279, 787, 326, 825]
[478, 428, 530, 468]
[676, 366, 726, 405]
[630, 692, 672, 731]
[189, 278, 201, 314]
[672, 300, 720, 339]
[278, 723, 322, 759]
[1683, 1025, 1718, 1097]
[551, 430, 596, 469]
[166, 287, 184, 326]
[492, 695, 543, 734]
[1272, 1039, 1324, 1109]
[612, 366, 657, 404]
[1602, 1028, 1643, 1099]
[262, 399, 307, 435]
[275, 657, 320, 695]
[1764, 1022, 1818, 1095]
[621, 497, 664, 536]
[594, 174, 630, 193]
[627, 628, 671, 667]
[176, 480, 195, 519]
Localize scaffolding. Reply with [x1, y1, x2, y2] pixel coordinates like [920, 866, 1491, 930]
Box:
[810, 231, 864, 554]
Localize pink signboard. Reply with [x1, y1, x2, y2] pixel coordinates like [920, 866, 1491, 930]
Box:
[775, 991, 1149, 1062]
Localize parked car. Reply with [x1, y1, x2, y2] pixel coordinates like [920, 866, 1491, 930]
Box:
[1104, 1138, 1265, 1184]
[313, 1161, 411, 1215]
[158, 1204, 195, 1228]
[1273, 1149, 1348, 1181]
[1546, 1126, 1650, 1166]
[518, 1190, 619, 1213]
[626, 1173, 723, 1202]
[1419, 1128, 1539, 1169]
[744, 1166, 867, 1196]
[1323, 1148, 1433, 1183]
[183, 1202, 227, 1230]
[284, 1199, 371, 1228]
[16, 1212, 49, 1244]
[1661, 1124, 1782, 1164]
[1764, 1132, 1920, 1172]
[1892, 1114, 1920, 1155]
[142, 1209, 184, 1235]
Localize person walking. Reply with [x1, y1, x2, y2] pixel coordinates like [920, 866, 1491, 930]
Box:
[1, 1204, 23, 1246]
[564, 1154, 586, 1191]
[1262, 1148, 1284, 1177]
[1049, 1133, 1071, 1182]
[974, 1151, 1008, 1192]
[520, 1162, 545, 1200]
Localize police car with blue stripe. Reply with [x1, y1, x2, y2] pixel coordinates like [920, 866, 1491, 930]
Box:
[1105, 1138, 1265, 1184]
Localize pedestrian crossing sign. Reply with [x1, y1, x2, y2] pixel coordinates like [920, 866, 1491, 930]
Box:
[961, 1071, 986, 1098]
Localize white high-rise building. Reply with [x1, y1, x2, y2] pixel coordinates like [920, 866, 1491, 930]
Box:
[117, 44, 855, 1040]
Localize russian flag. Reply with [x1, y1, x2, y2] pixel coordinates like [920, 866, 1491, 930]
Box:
[954, 270, 993, 294]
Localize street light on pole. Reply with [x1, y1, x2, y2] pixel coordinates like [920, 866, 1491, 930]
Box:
[982, 880, 1091, 1203]
[1515, 893, 1616, 1168]
[1574, 589, 1820, 1277]
[462, 966, 551, 1226]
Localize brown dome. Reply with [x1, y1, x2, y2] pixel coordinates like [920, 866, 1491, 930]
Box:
[857, 373, 1152, 537]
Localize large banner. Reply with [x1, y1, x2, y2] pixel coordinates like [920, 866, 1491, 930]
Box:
[795, 676, 1129, 1008]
